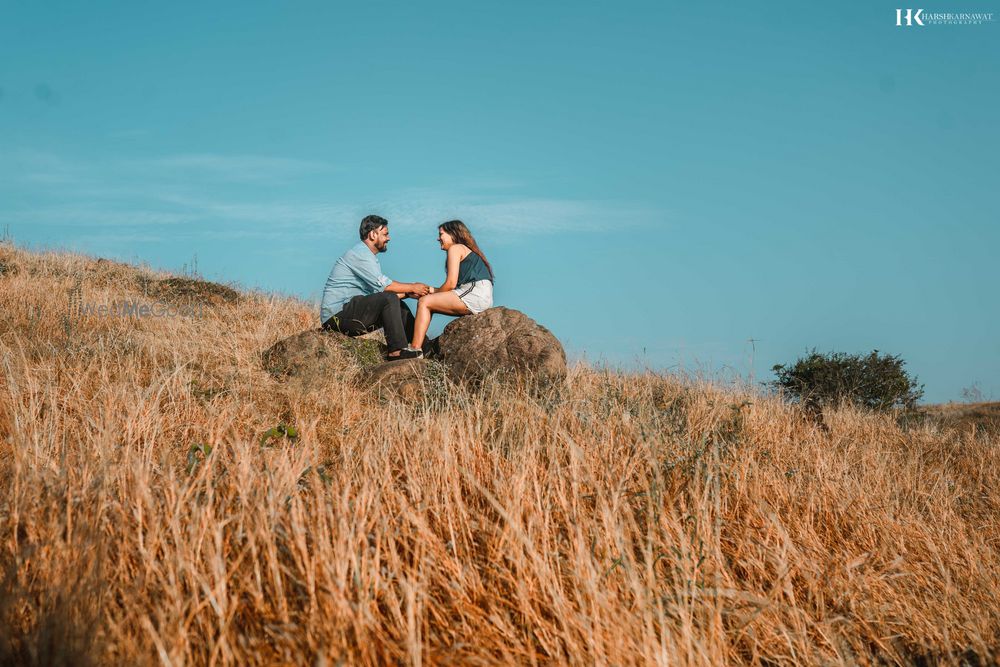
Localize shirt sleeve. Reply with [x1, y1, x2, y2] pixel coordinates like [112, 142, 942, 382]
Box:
[350, 250, 393, 291]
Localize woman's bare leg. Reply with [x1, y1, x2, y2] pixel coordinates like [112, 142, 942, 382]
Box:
[411, 291, 470, 349]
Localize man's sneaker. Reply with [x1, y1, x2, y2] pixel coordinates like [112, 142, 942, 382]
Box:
[387, 347, 423, 361]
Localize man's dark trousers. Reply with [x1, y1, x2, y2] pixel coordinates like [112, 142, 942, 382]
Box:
[322, 291, 415, 352]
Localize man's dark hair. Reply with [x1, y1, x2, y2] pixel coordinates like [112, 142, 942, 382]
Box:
[359, 215, 388, 241]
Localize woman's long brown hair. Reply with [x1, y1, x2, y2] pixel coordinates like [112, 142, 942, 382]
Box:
[440, 220, 494, 281]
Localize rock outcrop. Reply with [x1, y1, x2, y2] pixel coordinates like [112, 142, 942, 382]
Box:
[264, 307, 566, 400]
[359, 358, 437, 402]
[262, 329, 350, 380]
[146, 276, 241, 306]
[262, 329, 386, 381]
[434, 307, 566, 388]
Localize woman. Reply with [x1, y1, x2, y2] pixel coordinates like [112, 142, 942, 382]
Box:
[404, 220, 494, 356]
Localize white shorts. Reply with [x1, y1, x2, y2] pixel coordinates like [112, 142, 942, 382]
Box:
[454, 279, 493, 314]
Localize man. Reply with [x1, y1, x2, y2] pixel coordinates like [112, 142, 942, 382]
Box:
[320, 215, 429, 360]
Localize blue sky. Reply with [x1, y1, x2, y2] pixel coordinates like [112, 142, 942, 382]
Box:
[1, 1, 997, 403]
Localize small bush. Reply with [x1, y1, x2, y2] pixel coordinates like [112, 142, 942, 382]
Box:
[770, 349, 924, 411]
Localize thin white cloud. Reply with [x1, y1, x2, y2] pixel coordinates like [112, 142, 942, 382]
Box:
[0, 206, 194, 227]
[365, 190, 662, 238]
[0, 149, 665, 239]
[5, 149, 334, 186]
[138, 153, 333, 181]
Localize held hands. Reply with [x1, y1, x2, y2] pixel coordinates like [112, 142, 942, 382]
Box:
[406, 283, 432, 299]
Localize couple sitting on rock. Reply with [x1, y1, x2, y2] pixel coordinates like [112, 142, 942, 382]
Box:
[320, 215, 495, 361]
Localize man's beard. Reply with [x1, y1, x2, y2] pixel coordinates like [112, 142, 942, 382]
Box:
[376, 241, 388, 252]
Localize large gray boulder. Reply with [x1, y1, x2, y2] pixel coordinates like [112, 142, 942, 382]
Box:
[435, 307, 566, 388]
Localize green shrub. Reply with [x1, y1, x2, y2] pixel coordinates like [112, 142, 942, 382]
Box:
[770, 349, 924, 412]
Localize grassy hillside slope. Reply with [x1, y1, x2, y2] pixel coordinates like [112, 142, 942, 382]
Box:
[0, 243, 997, 666]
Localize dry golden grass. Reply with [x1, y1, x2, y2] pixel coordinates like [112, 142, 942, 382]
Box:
[917, 402, 1000, 438]
[0, 243, 997, 666]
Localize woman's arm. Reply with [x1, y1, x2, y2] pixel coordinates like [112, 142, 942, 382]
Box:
[433, 245, 466, 293]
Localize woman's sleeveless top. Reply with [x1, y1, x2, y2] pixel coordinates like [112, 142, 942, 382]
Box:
[456, 251, 493, 284]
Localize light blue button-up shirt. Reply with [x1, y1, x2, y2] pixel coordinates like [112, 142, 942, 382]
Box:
[320, 241, 393, 324]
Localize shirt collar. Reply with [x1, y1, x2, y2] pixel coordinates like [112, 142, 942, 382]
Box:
[353, 240, 377, 255]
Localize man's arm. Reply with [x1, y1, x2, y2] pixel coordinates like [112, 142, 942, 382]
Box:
[384, 280, 430, 298]
[348, 249, 429, 298]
